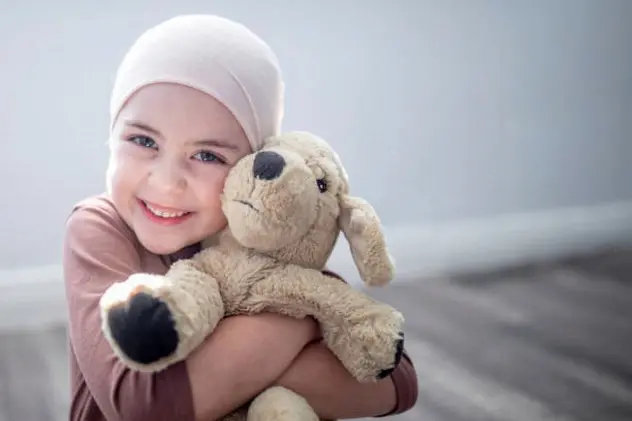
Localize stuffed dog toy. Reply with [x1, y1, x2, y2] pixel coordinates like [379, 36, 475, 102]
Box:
[99, 131, 405, 421]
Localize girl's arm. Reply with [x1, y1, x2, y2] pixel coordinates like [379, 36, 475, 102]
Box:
[275, 341, 418, 420]
[186, 313, 318, 421]
[64, 199, 318, 421]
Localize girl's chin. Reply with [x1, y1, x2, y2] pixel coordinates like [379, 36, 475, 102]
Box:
[142, 240, 184, 256]
[132, 213, 224, 255]
[135, 231, 195, 256]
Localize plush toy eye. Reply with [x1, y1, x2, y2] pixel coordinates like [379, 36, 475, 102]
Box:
[317, 178, 328, 193]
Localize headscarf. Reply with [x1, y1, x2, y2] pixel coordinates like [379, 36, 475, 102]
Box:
[109, 14, 284, 151]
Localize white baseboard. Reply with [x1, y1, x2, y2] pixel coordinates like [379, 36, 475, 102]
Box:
[327, 200, 632, 285]
[2, 200, 632, 330]
[0, 264, 66, 331]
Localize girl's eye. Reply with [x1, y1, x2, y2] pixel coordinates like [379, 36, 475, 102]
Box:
[129, 135, 157, 149]
[193, 150, 226, 164]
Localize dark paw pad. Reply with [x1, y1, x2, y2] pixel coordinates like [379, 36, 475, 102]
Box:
[376, 331, 405, 380]
[107, 292, 179, 364]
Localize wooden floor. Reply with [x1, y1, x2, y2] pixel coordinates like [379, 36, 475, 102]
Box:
[1, 248, 632, 421]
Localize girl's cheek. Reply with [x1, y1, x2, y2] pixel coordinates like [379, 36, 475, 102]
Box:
[189, 165, 230, 200]
[116, 142, 154, 162]
[192, 162, 232, 185]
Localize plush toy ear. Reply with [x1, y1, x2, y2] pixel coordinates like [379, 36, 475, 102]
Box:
[339, 195, 395, 286]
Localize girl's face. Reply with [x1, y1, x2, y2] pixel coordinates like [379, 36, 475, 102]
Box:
[107, 83, 252, 255]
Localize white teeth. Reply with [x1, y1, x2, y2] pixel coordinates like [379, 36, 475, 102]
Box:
[145, 203, 188, 218]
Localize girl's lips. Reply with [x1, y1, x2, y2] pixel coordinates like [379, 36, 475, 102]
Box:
[138, 199, 193, 225]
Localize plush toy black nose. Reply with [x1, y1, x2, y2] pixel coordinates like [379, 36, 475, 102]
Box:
[253, 151, 285, 180]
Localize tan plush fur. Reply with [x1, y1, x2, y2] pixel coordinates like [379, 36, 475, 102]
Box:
[100, 131, 405, 421]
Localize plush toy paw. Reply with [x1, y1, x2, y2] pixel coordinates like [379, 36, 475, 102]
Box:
[376, 330, 405, 379]
[100, 273, 180, 371]
[325, 305, 405, 383]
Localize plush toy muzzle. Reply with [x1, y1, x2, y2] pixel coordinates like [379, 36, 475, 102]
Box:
[222, 143, 336, 264]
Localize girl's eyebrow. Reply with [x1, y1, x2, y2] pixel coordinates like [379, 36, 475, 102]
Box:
[124, 120, 161, 137]
[124, 119, 240, 151]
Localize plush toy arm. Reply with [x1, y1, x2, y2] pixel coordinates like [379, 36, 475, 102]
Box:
[100, 258, 225, 372]
[238, 264, 405, 383]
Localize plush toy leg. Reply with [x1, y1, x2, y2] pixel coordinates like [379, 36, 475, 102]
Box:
[247, 386, 319, 421]
[240, 266, 405, 383]
[99, 259, 225, 372]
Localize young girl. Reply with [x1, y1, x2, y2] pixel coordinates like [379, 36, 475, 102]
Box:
[63, 14, 417, 421]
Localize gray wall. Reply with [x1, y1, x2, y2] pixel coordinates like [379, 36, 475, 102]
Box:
[1, 0, 631, 270]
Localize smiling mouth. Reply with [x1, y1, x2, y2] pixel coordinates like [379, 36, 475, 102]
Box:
[234, 199, 259, 212]
[140, 199, 192, 218]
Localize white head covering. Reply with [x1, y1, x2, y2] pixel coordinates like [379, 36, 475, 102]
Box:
[109, 14, 285, 151]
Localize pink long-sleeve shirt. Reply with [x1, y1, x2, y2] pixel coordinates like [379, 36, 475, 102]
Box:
[63, 194, 418, 421]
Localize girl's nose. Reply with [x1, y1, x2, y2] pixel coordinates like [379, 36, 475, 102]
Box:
[149, 160, 186, 192]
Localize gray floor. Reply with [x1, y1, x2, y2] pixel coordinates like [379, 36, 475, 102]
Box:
[1, 248, 632, 421]
[0, 323, 69, 421]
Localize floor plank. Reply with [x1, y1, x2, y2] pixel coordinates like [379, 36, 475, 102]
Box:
[1, 248, 632, 421]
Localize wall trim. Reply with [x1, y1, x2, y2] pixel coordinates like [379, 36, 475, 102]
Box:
[0, 264, 66, 331]
[2, 200, 632, 330]
[327, 200, 632, 284]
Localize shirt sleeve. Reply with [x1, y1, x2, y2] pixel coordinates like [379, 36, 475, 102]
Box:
[376, 352, 418, 416]
[321, 270, 419, 416]
[63, 201, 195, 421]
